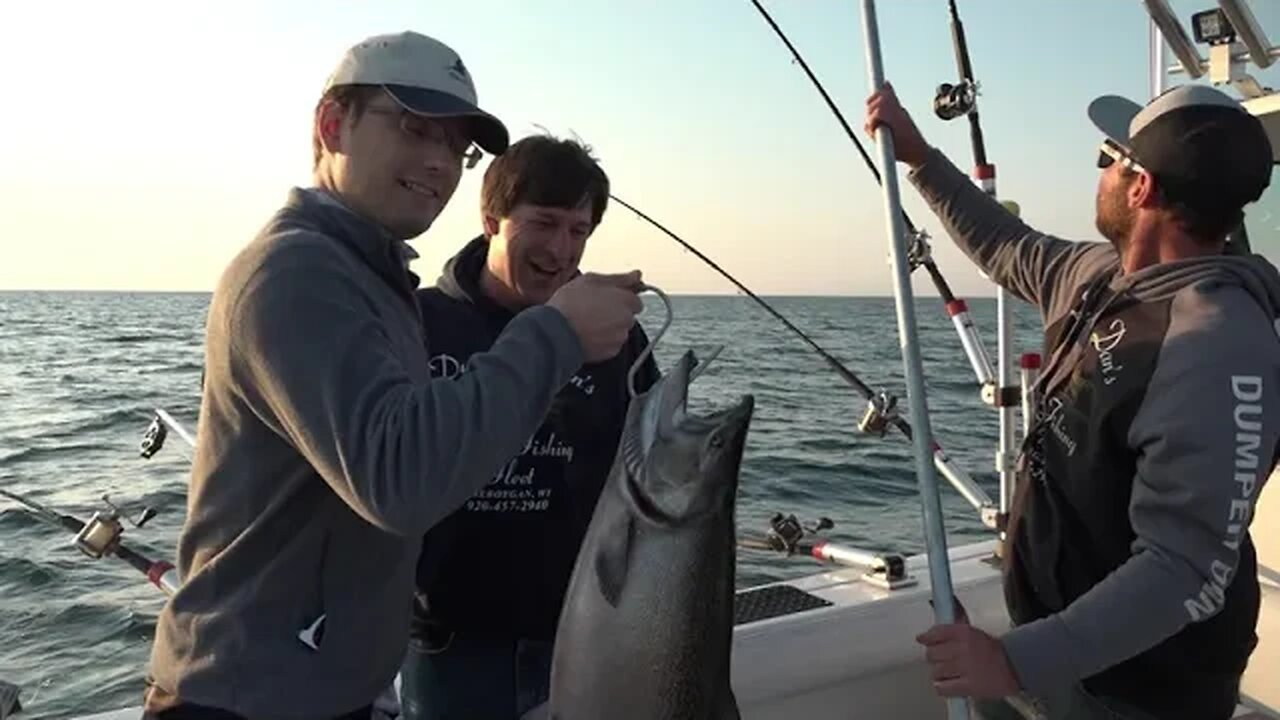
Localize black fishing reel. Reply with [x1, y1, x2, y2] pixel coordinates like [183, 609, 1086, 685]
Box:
[140, 413, 168, 459]
[73, 493, 157, 559]
[933, 80, 977, 121]
[765, 512, 834, 555]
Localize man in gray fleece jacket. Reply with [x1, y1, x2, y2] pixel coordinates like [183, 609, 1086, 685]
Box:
[141, 31, 646, 719]
[868, 83, 1278, 719]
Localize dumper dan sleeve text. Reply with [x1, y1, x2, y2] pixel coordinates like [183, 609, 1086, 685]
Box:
[999, 282, 1280, 695]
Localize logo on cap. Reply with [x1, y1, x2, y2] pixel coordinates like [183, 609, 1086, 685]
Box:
[448, 58, 471, 87]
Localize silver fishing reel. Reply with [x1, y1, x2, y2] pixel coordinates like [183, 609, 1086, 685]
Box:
[72, 494, 156, 559]
[858, 392, 899, 437]
[933, 80, 978, 121]
[906, 229, 933, 270]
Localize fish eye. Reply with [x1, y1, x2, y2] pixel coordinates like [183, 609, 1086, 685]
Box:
[709, 433, 723, 449]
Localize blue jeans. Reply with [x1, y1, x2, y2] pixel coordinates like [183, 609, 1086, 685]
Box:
[399, 633, 553, 720]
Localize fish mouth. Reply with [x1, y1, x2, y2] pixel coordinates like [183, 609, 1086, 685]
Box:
[719, 393, 754, 421]
[637, 349, 753, 455]
[639, 350, 695, 452]
[620, 349, 755, 525]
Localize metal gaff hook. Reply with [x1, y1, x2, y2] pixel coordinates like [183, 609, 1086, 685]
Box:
[629, 284, 673, 399]
[627, 284, 725, 398]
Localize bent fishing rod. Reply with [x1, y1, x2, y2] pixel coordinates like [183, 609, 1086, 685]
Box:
[610, 194, 875, 398]
[746, 0, 997, 390]
[0, 486, 179, 595]
[610, 193, 996, 522]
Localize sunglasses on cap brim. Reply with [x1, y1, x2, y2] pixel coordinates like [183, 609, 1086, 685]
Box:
[1097, 140, 1146, 174]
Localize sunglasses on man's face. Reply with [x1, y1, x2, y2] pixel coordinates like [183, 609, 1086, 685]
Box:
[1097, 140, 1146, 174]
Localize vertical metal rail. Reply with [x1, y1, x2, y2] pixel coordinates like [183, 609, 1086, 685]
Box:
[938, 0, 1019, 537]
[1150, 15, 1167, 98]
[858, 2, 968, 718]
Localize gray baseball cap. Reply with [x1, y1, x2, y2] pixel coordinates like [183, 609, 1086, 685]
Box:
[1087, 84, 1272, 211]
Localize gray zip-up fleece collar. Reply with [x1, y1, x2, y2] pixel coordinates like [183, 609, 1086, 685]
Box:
[300, 186, 422, 282]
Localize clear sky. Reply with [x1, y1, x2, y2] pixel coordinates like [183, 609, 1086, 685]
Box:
[2, 0, 1278, 296]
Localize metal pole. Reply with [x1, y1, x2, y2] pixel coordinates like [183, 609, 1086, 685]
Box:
[858, 2, 968, 718]
[1150, 16, 1166, 98]
[995, 299, 1016, 537]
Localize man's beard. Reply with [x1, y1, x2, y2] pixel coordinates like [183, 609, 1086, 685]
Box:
[1095, 185, 1135, 255]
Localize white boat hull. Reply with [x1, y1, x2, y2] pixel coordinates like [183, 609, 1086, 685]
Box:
[57, 535, 1280, 719]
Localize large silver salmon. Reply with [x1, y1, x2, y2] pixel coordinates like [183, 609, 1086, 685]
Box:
[544, 348, 754, 720]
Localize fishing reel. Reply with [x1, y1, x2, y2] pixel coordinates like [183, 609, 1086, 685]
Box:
[139, 408, 196, 460]
[139, 413, 169, 459]
[906, 229, 933, 271]
[73, 493, 157, 559]
[765, 512, 834, 556]
[858, 392, 899, 438]
[932, 80, 977, 121]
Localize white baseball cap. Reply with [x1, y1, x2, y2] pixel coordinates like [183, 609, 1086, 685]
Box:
[324, 31, 509, 155]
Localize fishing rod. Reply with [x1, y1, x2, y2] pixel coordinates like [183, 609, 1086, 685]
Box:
[0, 487, 178, 595]
[611, 193, 998, 527]
[747, 0, 997, 390]
[0, 408, 194, 599]
[934, 0, 1021, 537]
[611, 194, 875, 398]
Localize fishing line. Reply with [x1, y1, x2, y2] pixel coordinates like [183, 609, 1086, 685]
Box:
[609, 193, 879, 400]
[606, 194, 969, 455]
[747, 0, 1006, 394]
[747, 0, 918, 235]
[746, 0, 969, 305]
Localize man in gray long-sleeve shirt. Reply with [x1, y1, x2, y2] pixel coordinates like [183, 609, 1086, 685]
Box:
[868, 83, 1278, 719]
[141, 31, 646, 720]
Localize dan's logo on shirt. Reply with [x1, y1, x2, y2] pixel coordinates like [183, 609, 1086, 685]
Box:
[1089, 318, 1126, 385]
[567, 372, 595, 396]
[429, 352, 596, 397]
[428, 353, 463, 380]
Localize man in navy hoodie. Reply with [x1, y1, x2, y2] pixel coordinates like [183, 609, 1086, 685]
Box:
[399, 134, 661, 720]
